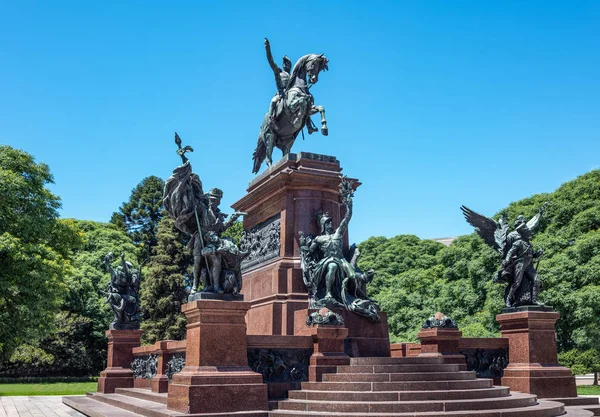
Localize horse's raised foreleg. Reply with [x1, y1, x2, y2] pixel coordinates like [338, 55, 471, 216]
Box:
[311, 105, 328, 136]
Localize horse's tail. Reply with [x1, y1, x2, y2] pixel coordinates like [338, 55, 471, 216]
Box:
[252, 130, 267, 174]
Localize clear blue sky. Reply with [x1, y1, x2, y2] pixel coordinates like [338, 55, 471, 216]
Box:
[1, 1, 598, 243]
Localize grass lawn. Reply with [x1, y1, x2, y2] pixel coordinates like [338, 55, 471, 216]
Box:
[0, 382, 97, 396]
[577, 385, 600, 395]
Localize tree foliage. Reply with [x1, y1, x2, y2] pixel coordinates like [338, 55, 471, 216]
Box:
[111, 176, 165, 264]
[222, 220, 243, 245]
[360, 170, 600, 347]
[559, 349, 600, 384]
[140, 214, 191, 344]
[0, 146, 84, 360]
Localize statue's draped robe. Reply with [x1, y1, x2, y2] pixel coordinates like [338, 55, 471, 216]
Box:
[497, 231, 538, 306]
[307, 232, 380, 322]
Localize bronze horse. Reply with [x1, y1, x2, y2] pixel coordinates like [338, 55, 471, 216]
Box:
[252, 52, 329, 173]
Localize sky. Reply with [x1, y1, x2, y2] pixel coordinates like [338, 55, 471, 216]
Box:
[0, 1, 598, 243]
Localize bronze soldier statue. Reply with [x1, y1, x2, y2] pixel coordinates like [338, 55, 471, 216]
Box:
[103, 252, 140, 329]
[163, 133, 248, 298]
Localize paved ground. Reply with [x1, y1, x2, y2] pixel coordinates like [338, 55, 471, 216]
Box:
[0, 396, 84, 417]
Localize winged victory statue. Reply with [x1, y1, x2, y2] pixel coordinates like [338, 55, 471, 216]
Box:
[461, 203, 549, 308]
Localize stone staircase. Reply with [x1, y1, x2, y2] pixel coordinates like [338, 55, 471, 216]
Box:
[64, 356, 600, 417]
[270, 357, 596, 417]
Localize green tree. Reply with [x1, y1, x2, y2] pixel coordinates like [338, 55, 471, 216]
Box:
[222, 220, 243, 245]
[111, 176, 165, 264]
[140, 214, 190, 344]
[559, 349, 600, 385]
[0, 146, 83, 360]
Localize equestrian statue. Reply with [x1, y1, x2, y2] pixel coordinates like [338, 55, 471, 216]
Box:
[252, 38, 329, 174]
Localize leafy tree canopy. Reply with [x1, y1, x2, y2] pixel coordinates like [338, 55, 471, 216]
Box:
[0, 146, 84, 360]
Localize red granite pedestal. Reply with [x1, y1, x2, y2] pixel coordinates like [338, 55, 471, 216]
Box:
[97, 329, 142, 394]
[151, 340, 173, 393]
[497, 307, 577, 398]
[167, 300, 268, 414]
[232, 153, 357, 336]
[417, 326, 467, 369]
[295, 308, 391, 357]
[305, 323, 350, 382]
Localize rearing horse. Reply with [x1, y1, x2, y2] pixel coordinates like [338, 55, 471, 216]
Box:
[252, 53, 329, 174]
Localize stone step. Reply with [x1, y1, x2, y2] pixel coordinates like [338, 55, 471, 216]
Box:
[64, 396, 141, 417]
[301, 378, 493, 392]
[323, 371, 476, 382]
[565, 405, 600, 416]
[269, 399, 565, 416]
[350, 357, 446, 366]
[277, 392, 537, 413]
[85, 392, 268, 417]
[562, 408, 595, 417]
[115, 387, 168, 404]
[288, 386, 511, 402]
[336, 363, 461, 374]
[549, 397, 600, 406]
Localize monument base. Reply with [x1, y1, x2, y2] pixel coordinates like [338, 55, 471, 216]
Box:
[168, 369, 267, 414]
[497, 309, 577, 398]
[166, 300, 268, 414]
[306, 324, 350, 382]
[232, 153, 355, 337]
[97, 329, 142, 394]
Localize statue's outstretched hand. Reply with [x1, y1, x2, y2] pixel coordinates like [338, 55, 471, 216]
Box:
[231, 211, 247, 222]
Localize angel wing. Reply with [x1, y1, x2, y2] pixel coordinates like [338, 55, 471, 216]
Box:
[460, 206, 508, 253]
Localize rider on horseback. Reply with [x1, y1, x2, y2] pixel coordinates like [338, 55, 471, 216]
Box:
[253, 39, 329, 173]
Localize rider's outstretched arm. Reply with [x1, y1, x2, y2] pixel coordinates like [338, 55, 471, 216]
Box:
[265, 38, 285, 96]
